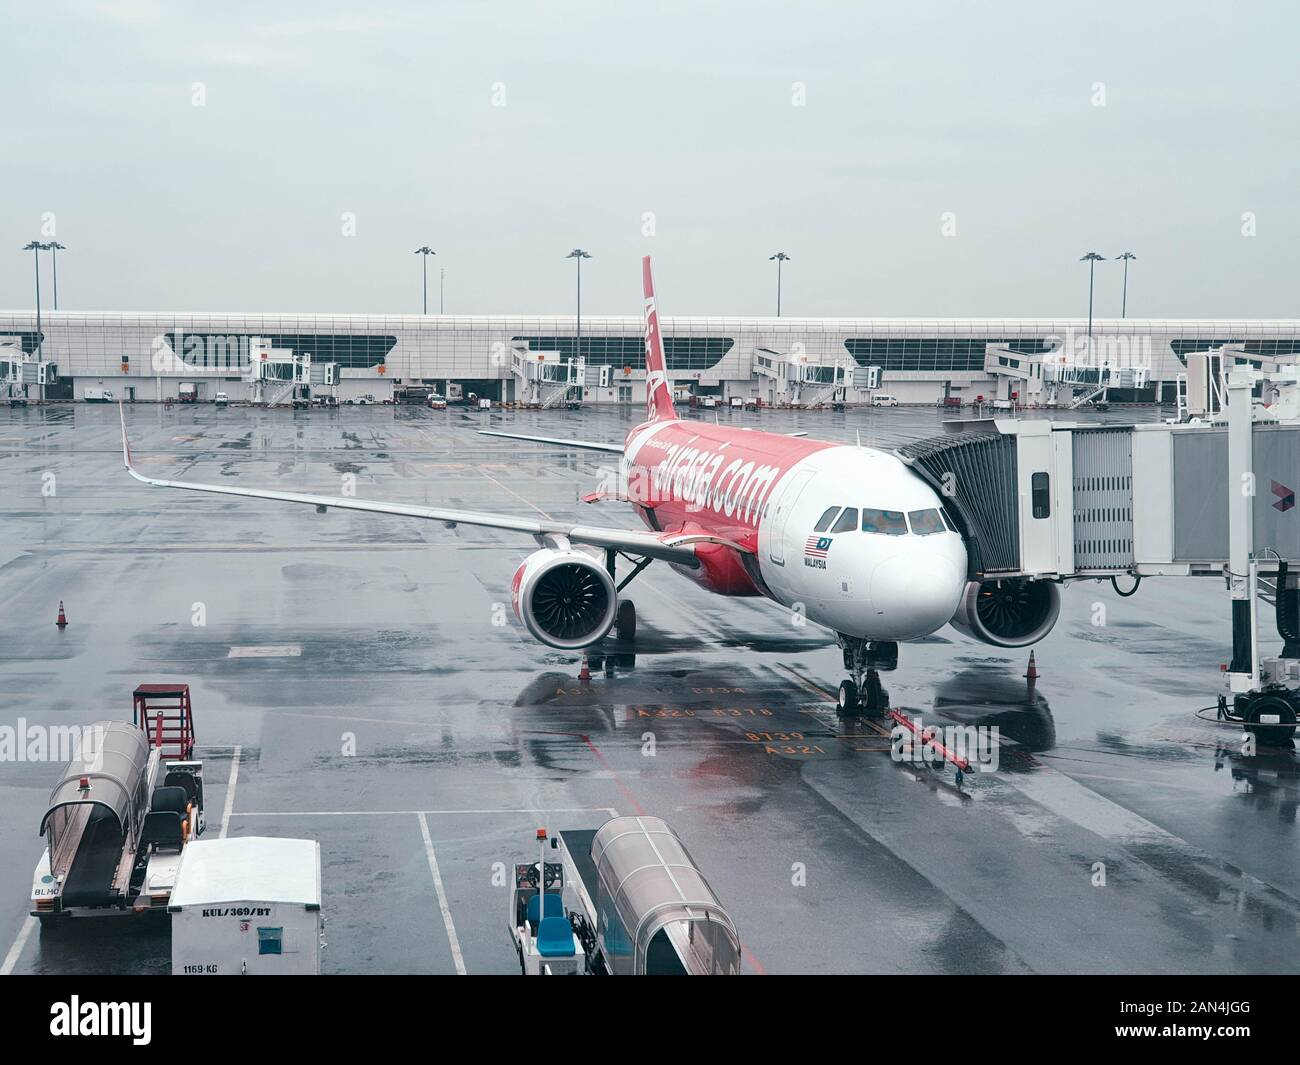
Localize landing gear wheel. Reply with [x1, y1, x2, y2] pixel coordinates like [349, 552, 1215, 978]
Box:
[1246, 695, 1297, 746]
[837, 679, 859, 716]
[615, 600, 637, 644]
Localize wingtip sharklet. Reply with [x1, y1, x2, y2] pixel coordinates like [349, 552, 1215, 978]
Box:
[118, 401, 132, 469]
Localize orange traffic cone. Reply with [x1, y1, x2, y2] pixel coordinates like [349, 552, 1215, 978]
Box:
[578, 653, 591, 685]
[1024, 650, 1038, 684]
[55, 601, 68, 629]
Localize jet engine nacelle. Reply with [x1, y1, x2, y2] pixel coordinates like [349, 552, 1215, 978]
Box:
[511, 547, 618, 650]
[949, 578, 1060, 648]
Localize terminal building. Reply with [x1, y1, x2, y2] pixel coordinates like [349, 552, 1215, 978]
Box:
[3, 309, 1300, 406]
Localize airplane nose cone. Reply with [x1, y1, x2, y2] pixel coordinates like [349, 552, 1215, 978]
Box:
[870, 556, 965, 638]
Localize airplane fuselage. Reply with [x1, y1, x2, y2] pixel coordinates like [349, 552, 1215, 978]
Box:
[619, 418, 969, 641]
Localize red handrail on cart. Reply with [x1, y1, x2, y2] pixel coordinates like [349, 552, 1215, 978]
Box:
[132, 683, 196, 760]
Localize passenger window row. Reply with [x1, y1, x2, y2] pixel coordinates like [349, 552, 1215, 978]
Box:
[812, 505, 953, 537]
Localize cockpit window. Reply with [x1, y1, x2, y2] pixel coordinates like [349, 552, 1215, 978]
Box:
[813, 507, 840, 533]
[861, 508, 907, 535]
[908, 508, 946, 536]
[831, 507, 859, 534]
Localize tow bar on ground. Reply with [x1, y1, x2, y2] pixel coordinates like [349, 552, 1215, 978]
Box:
[887, 709, 973, 774]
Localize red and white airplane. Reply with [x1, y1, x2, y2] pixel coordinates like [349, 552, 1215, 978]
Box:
[122, 257, 1059, 713]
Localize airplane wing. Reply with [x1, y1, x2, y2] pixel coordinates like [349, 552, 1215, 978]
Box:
[476, 429, 624, 453]
[119, 406, 741, 565]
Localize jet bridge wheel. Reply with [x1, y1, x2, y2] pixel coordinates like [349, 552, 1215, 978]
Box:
[615, 600, 637, 643]
[1244, 694, 1298, 746]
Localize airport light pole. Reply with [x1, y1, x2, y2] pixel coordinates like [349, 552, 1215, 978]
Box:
[1080, 252, 1106, 350]
[22, 241, 45, 362]
[566, 249, 592, 365]
[47, 241, 66, 310]
[414, 246, 436, 314]
[1116, 251, 1136, 318]
[440, 267, 445, 314]
[769, 252, 790, 316]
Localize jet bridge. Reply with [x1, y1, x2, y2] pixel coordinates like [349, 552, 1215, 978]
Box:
[898, 416, 1300, 581]
[753, 346, 865, 408]
[897, 349, 1300, 741]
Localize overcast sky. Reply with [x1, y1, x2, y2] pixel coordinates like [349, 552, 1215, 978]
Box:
[2, 1, 1297, 319]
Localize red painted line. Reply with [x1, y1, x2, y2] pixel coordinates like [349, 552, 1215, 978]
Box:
[517, 728, 645, 816]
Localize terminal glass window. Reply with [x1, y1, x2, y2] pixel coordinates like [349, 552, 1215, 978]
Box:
[861, 509, 908, 535]
[908, 509, 946, 535]
[844, 338, 1049, 373]
[1170, 339, 1300, 365]
[164, 333, 395, 370]
[831, 508, 859, 534]
[510, 336, 733, 372]
[813, 507, 840, 532]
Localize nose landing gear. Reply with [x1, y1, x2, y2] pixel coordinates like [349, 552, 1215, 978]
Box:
[836, 637, 897, 716]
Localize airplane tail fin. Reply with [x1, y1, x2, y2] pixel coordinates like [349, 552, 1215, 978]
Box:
[642, 256, 678, 421]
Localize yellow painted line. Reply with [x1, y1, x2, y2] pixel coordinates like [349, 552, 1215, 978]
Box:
[479, 468, 551, 518]
[775, 664, 892, 738]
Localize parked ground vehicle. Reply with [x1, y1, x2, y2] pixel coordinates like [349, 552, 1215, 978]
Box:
[178, 382, 198, 403]
[729, 396, 744, 409]
[170, 837, 322, 975]
[31, 684, 204, 926]
[84, 388, 115, 403]
[428, 394, 447, 409]
[510, 817, 740, 976]
[871, 393, 899, 407]
[346, 394, 376, 405]
[213, 392, 229, 408]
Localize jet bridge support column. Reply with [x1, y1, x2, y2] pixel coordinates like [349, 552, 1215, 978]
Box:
[1226, 369, 1258, 690]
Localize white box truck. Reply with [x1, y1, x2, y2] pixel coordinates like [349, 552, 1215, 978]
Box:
[169, 836, 322, 975]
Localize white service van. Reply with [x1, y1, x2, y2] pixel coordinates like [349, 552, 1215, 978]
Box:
[84, 388, 115, 403]
[870, 394, 899, 407]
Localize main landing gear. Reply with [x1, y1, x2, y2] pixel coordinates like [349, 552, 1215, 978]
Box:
[836, 637, 897, 716]
[606, 548, 649, 647]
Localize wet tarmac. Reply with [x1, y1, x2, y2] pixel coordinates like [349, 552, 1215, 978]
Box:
[2, 401, 1299, 974]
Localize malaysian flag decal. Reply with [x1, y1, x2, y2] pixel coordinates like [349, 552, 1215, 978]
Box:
[805, 535, 832, 558]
